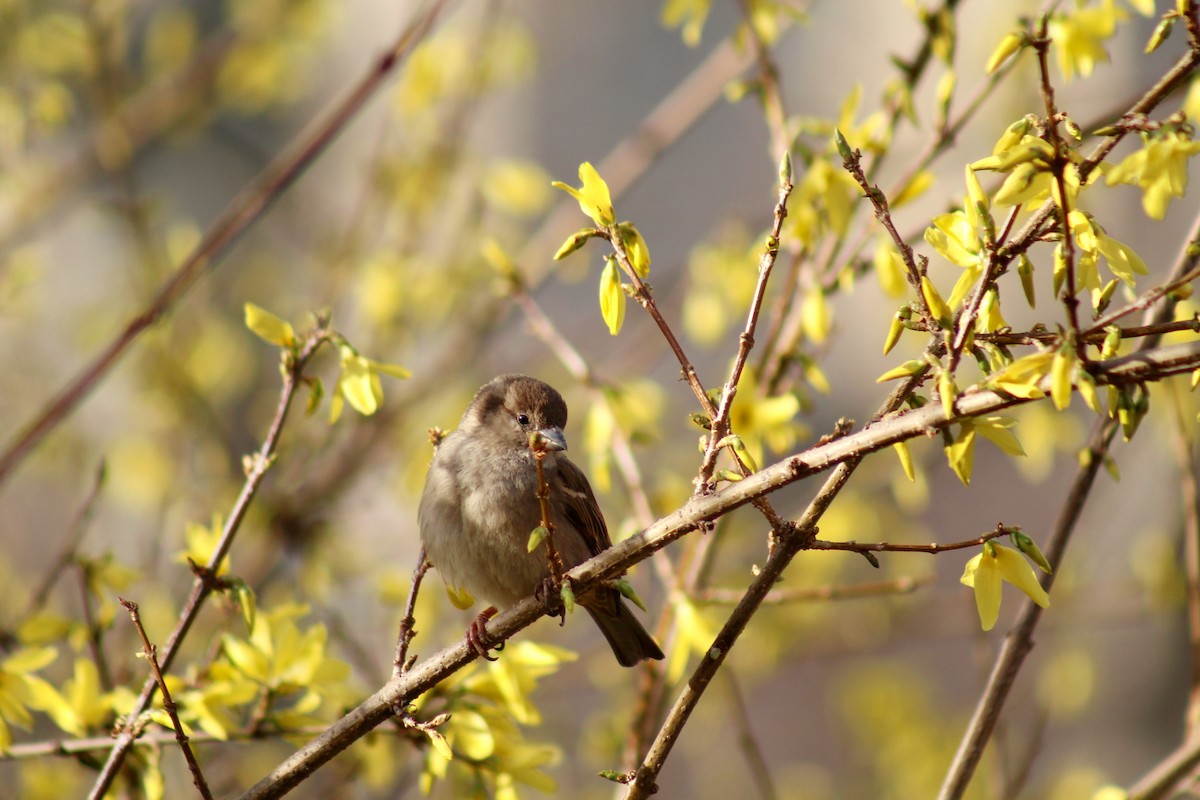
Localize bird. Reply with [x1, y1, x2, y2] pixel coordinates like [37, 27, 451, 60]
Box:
[418, 374, 663, 667]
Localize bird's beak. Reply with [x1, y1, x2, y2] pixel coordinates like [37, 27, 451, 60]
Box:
[536, 426, 567, 452]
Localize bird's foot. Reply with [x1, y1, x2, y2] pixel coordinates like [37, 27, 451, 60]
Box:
[466, 607, 503, 661]
[535, 576, 566, 627]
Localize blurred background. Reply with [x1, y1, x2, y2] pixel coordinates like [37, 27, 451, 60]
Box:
[0, 0, 1195, 798]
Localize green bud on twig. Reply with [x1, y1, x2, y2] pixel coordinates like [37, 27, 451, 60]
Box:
[527, 526, 549, 553]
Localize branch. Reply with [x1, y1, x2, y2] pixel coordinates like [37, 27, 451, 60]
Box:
[623, 450, 848, 798]
[1128, 735, 1200, 799]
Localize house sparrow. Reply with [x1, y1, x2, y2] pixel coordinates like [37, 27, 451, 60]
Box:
[418, 374, 663, 667]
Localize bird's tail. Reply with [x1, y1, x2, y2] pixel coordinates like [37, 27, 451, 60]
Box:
[583, 589, 664, 667]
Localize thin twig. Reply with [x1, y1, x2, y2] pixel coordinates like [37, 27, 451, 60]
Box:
[724, 668, 777, 800]
[119, 598, 214, 800]
[607, 228, 716, 420]
[811, 524, 1015, 556]
[531, 446, 566, 589]
[839, 142, 926, 299]
[946, 207, 1021, 374]
[76, 564, 113, 692]
[617, 171, 796, 766]
[392, 547, 429, 677]
[696, 167, 794, 486]
[980, 317, 1200, 348]
[693, 575, 932, 606]
[26, 459, 107, 617]
[622, 466, 842, 798]
[734, 0, 791, 161]
[0, 726, 311, 760]
[1032, 15, 1083, 348]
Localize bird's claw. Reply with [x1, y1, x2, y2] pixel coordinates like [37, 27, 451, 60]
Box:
[466, 607, 502, 661]
[535, 576, 566, 627]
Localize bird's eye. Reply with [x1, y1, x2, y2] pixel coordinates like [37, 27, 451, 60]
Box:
[516, 413, 530, 426]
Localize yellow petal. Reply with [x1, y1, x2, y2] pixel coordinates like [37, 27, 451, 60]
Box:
[986, 32, 1023, 73]
[945, 425, 976, 486]
[618, 222, 651, 277]
[576, 162, 615, 226]
[893, 441, 915, 481]
[994, 544, 1050, 608]
[338, 349, 381, 415]
[975, 416, 1026, 457]
[968, 549, 1001, 630]
[1051, 347, 1074, 411]
[598, 258, 625, 335]
[921, 276, 953, 327]
[876, 359, 926, 383]
[244, 303, 295, 347]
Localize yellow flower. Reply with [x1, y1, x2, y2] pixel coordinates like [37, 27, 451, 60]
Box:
[331, 345, 410, 421]
[925, 211, 981, 269]
[974, 133, 1083, 210]
[924, 179, 996, 313]
[1106, 130, 1200, 219]
[1067, 210, 1148, 293]
[244, 302, 295, 347]
[177, 514, 229, 576]
[0, 647, 73, 749]
[617, 222, 651, 277]
[598, 257, 625, 336]
[961, 542, 1050, 631]
[551, 162, 614, 227]
[835, 83, 889, 155]
[976, 288, 1008, 333]
[661, 0, 710, 47]
[788, 158, 859, 245]
[984, 350, 1053, 399]
[1047, 0, 1126, 82]
[214, 603, 352, 730]
[726, 367, 803, 469]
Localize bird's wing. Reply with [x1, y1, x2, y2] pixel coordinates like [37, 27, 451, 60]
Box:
[555, 456, 613, 556]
